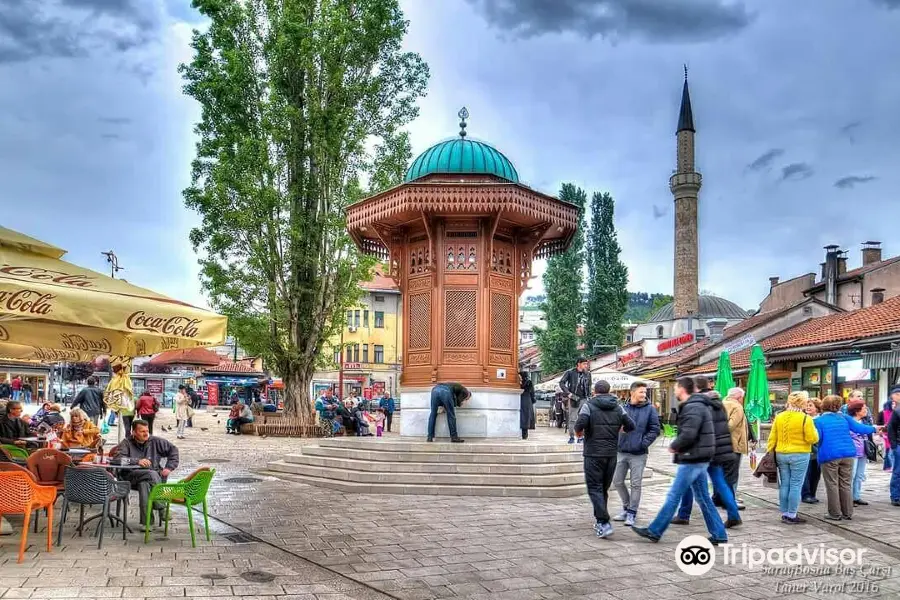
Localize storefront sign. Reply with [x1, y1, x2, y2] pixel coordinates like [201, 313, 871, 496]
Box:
[363, 387, 373, 400]
[207, 382, 219, 406]
[618, 350, 641, 365]
[373, 381, 385, 394]
[723, 333, 756, 355]
[657, 333, 694, 352]
[791, 377, 801, 391]
[145, 379, 164, 395]
[343, 362, 362, 369]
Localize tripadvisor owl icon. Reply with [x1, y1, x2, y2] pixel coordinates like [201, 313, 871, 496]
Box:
[676, 535, 716, 576]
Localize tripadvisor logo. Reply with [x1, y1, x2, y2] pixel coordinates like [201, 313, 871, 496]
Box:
[675, 536, 868, 576]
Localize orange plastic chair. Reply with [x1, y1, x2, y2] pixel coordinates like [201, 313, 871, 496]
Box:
[26, 448, 72, 492]
[0, 471, 56, 562]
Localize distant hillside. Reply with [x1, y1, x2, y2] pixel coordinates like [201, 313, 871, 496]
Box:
[625, 292, 673, 323]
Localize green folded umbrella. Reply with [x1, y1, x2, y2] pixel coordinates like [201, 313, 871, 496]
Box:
[714, 351, 735, 398]
[745, 344, 772, 429]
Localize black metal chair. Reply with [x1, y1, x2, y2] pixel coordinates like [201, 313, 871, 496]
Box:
[56, 465, 131, 549]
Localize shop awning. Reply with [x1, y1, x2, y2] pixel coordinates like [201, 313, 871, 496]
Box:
[863, 350, 900, 370]
[0, 226, 228, 359]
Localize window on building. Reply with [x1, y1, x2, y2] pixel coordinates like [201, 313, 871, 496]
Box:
[656, 325, 664, 339]
[362, 344, 369, 363]
[374, 295, 385, 302]
[346, 311, 352, 327]
[354, 310, 360, 327]
[374, 311, 385, 328]
[353, 344, 360, 362]
[363, 310, 369, 327]
[334, 349, 340, 365]
[374, 345, 384, 363]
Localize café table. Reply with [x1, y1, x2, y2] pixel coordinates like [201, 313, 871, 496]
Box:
[73, 461, 138, 535]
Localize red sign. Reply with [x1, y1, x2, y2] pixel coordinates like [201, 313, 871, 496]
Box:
[207, 382, 219, 406]
[343, 362, 362, 370]
[373, 381, 385, 394]
[618, 350, 641, 365]
[145, 379, 164, 395]
[658, 333, 694, 352]
[363, 387, 373, 400]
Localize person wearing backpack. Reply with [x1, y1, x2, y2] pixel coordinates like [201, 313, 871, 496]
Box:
[136, 390, 160, 434]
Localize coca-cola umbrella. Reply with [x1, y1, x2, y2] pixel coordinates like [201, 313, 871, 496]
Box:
[0, 226, 227, 359]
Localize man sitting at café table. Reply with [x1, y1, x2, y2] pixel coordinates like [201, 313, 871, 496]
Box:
[113, 418, 180, 531]
[0, 401, 35, 449]
[60, 407, 103, 450]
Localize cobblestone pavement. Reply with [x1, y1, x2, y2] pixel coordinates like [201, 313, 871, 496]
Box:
[4, 409, 900, 599]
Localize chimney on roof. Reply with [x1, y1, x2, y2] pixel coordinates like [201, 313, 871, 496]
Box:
[824, 245, 840, 306]
[707, 318, 727, 342]
[862, 241, 882, 266]
[837, 253, 848, 275]
[769, 276, 780, 288]
[871, 287, 885, 306]
[820, 262, 827, 280]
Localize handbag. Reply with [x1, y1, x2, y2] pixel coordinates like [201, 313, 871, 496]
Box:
[865, 438, 878, 462]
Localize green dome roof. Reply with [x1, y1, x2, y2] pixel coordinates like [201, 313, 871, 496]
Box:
[404, 137, 520, 183]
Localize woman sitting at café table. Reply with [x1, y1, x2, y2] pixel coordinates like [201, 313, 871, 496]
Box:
[60, 407, 103, 449]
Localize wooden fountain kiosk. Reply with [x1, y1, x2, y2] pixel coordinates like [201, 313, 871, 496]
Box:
[346, 109, 578, 438]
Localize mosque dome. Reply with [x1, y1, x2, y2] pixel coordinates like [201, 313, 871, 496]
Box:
[403, 107, 519, 183]
[648, 295, 749, 323]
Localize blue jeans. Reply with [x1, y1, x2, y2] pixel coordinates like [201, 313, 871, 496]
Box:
[427, 385, 458, 439]
[647, 462, 727, 541]
[851, 456, 867, 501]
[776, 452, 810, 517]
[890, 448, 900, 501]
[885, 445, 894, 471]
[677, 462, 741, 522]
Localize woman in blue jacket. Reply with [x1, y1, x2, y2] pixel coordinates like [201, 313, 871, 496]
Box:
[814, 395, 878, 521]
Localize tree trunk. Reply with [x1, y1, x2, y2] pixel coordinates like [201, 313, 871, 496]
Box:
[282, 361, 316, 425]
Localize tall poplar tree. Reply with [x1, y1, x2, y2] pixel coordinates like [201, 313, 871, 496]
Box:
[181, 0, 429, 420]
[584, 192, 629, 350]
[536, 184, 586, 375]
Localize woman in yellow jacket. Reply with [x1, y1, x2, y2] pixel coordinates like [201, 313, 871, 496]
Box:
[767, 391, 820, 524]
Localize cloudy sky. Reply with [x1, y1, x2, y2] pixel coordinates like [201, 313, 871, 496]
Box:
[2, 0, 899, 312]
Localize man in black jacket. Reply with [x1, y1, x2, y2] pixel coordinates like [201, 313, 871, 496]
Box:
[575, 380, 635, 538]
[559, 357, 592, 445]
[71, 377, 105, 425]
[673, 386, 742, 529]
[633, 376, 728, 544]
[0, 401, 32, 447]
[887, 386, 900, 506]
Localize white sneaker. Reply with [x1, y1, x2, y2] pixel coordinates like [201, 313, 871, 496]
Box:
[599, 522, 614, 538]
[593, 522, 603, 536]
[624, 513, 636, 527]
[612, 512, 628, 522]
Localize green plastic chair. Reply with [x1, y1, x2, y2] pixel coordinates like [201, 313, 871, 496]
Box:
[0, 444, 29, 460]
[144, 468, 215, 547]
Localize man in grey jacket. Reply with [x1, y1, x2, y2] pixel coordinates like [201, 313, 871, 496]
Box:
[115, 419, 180, 531]
[559, 357, 592, 444]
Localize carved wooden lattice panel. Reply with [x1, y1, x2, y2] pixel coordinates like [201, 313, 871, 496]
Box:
[445, 244, 477, 271]
[408, 243, 430, 275]
[490, 293, 512, 350]
[491, 241, 514, 275]
[408, 292, 431, 350]
[444, 290, 477, 348]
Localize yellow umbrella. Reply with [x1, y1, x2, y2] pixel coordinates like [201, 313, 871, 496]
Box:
[0, 226, 227, 355]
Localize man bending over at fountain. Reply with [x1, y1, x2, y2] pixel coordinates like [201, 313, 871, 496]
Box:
[427, 383, 471, 443]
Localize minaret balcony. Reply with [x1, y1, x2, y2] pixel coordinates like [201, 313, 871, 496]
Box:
[669, 172, 702, 192]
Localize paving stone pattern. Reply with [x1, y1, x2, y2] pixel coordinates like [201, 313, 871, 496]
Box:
[4, 410, 900, 599]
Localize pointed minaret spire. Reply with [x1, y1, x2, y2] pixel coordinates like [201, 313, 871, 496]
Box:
[677, 65, 695, 133]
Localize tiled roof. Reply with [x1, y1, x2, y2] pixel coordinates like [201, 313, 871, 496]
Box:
[720, 297, 839, 340]
[687, 295, 900, 374]
[204, 359, 264, 375]
[361, 264, 399, 292]
[149, 348, 223, 367]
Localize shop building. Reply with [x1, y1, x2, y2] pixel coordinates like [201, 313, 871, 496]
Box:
[313, 265, 402, 400]
[1, 361, 51, 403]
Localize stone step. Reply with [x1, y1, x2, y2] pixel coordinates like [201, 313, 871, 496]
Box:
[300, 444, 583, 464]
[315, 437, 577, 454]
[260, 469, 588, 498]
[283, 453, 583, 475]
[266, 460, 585, 487]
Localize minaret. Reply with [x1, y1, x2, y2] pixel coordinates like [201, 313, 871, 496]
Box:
[670, 67, 702, 320]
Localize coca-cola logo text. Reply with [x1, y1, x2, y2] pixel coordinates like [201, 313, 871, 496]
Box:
[0, 325, 7, 341]
[1, 265, 95, 288]
[31, 347, 82, 361]
[126, 312, 201, 338]
[0, 290, 55, 315]
[60, 333, 112, 354]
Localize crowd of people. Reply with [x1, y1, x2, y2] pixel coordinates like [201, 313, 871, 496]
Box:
[314, 388, 394, 437]
[568, 364, 898, 544]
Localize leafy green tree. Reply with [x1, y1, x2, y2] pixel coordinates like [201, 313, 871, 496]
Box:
[650, 293, 674, 317]
[536, 184, 586, 375]
[181, 0, 428, 419]
[583, 192, 629, 350]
